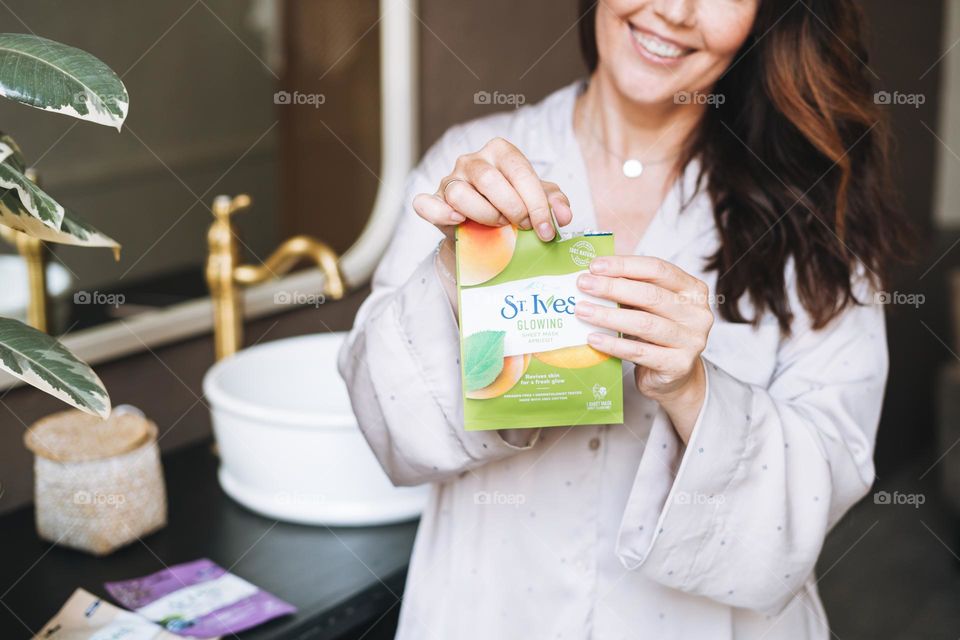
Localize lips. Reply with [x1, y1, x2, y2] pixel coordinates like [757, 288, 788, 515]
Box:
[627, 23, 695, 61]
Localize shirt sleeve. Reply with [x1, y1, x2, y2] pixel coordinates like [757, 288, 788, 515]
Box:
[337, 126, 540, 487]
[614, 279, 887, 613]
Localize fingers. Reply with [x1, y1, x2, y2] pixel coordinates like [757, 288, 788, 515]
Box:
[417, 137, 574, 239]
[493, 150, 554, 240]
[543, 181, 573, 228]
[575, 302, 685, 348]
[589, 256, 705, 296]
[577, 273, 687, 320]
[413, 192, 465, 228]
[459, 157, 529, 228]
[440, 177, 505, 226]
[585, 332, 675, 370]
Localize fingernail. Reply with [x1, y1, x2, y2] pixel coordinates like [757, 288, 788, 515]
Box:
[551, 200, 572, 225]
[576, 302, 594, 317]
[538, 222, 555, 241]
[590, 258, 608, 274]
[587, 333, 605, 347]
[450, 212, 466, 223]
[578, 274, 597, 291]
[518, 219, 532, 230]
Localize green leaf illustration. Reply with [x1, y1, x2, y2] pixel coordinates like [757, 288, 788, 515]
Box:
[463, 330, 505, 392]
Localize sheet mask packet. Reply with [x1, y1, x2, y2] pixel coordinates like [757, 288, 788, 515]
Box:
[105, 558, 296, 638]
[33, 588, 183, 640]
[455, 221, 624, 430]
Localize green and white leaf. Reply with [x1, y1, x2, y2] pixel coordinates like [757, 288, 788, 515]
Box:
[463, 330, 505, 392]
[0, 34, 128, 130]
[0, 133, 25, 171]
[0, 317, 109, 417]
[0, 142, 63, 229]
[0, 141, 119, 250]
[0, 188, 119, 249]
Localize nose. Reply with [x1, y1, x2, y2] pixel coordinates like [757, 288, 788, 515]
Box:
[652, 0, 696, 27]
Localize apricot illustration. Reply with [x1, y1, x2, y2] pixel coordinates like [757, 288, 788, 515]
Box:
[534, 345, 609, 369]
[457, 220, 517, 285]
[467, 354, 531, 399]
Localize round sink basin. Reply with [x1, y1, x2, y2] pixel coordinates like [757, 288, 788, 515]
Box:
[203, 332, 428, 526]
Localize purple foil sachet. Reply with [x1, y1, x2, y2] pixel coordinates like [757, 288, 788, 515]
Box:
[105, 558, 296, 638]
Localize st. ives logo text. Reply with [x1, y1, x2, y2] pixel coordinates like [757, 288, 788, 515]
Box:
[500, 294, 576, 320]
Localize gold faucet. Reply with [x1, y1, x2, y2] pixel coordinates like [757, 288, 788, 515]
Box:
[206, 194, 346, 360]
[0, 168, 49, 332]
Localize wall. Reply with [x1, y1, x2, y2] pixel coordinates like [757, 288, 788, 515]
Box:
[861, 0, 949, 472]
[278, 0, 586, 251]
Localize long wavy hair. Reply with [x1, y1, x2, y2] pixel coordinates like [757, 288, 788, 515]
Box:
[579, 0, 913, 332]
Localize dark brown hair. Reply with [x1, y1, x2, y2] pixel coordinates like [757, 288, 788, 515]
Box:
[579, 0, 913, 332]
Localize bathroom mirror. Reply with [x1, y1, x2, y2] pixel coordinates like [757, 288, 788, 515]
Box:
[0, 0, 383, 336]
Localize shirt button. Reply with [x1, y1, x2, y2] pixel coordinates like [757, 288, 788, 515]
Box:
[588, 437, 601, 451]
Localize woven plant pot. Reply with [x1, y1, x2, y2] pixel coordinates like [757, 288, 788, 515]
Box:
[24, 408, 167, 556]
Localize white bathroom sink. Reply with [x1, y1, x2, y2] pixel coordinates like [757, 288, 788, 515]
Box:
[203, 332, 428, 526]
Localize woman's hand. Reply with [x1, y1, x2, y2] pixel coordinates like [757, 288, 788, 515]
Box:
[574, 256, 714, 443]
[413, 137, 573, 242]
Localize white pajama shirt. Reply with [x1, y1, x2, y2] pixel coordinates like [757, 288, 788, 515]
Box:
[338, 82, 887, 640]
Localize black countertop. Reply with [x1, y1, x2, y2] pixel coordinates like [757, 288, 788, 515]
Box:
[0, 440, 418, 639]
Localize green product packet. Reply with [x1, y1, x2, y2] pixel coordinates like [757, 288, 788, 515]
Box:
[455, 221, 624, 430]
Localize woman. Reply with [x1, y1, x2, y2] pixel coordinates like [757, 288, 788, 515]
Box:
[339, 0, 910, 637]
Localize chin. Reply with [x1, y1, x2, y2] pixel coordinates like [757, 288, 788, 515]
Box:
[605, 62, 684, 108]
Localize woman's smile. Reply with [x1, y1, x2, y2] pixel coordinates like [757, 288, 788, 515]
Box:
[627, 22, 696, 65]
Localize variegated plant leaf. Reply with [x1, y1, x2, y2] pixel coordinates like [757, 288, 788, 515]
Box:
[0, 149, 64, 230]
[0, 188, 119, 251]
[0, 133, 25, 171]
[0, 317, 109, 417]
[0, 139, 118, 250]
[0, 34, 128, 130]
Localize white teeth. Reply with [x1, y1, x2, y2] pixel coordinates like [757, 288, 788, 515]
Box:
[630, 28, 687, 59]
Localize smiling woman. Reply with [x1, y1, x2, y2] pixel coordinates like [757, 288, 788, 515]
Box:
[339, 1, 910, 638]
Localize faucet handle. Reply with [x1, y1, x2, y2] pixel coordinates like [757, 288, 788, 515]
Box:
[212, 194, 252, 221]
